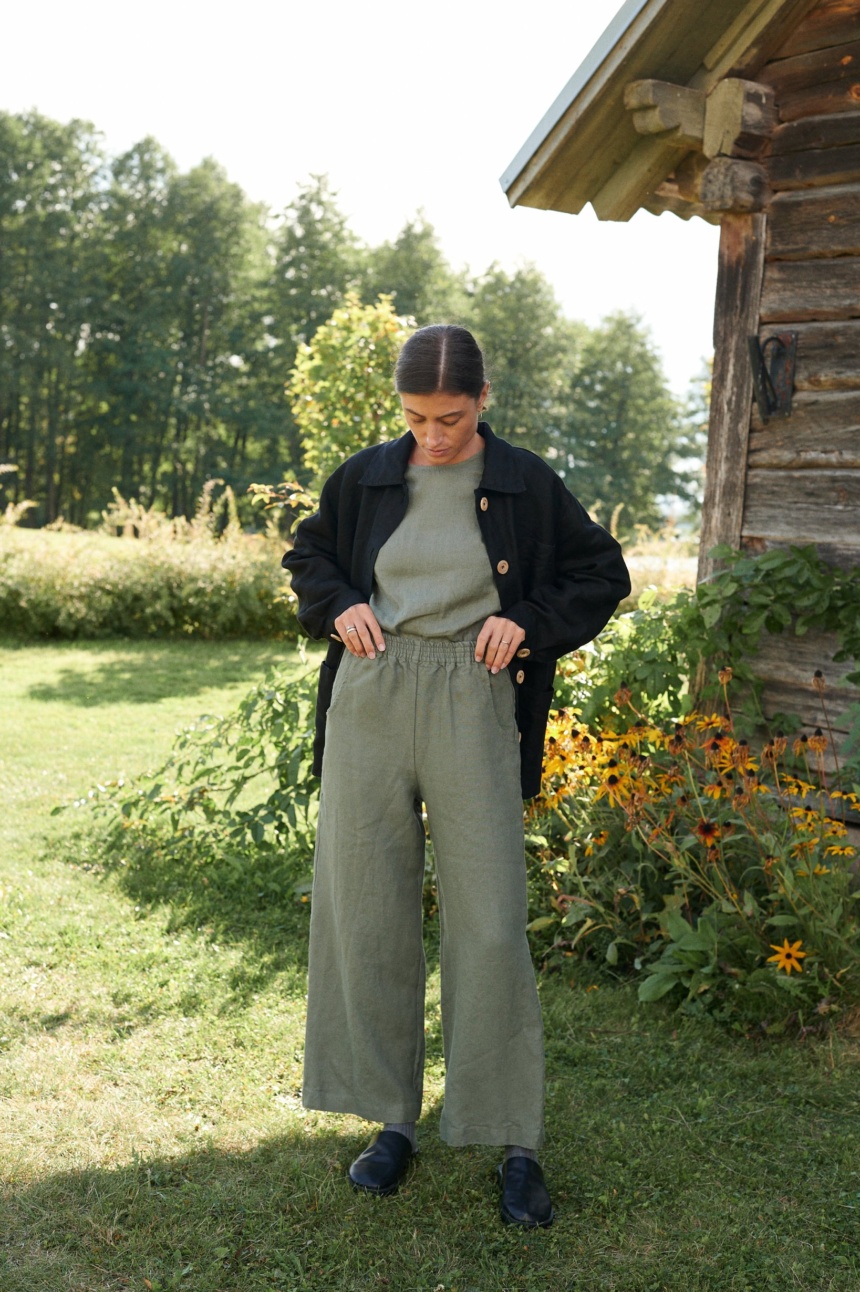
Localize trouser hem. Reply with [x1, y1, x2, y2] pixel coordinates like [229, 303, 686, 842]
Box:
[302, 1090, 423, 1124]
[439, 1121, 545, 1150]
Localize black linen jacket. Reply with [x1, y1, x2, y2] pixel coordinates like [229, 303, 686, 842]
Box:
[282, 424, 631, 798]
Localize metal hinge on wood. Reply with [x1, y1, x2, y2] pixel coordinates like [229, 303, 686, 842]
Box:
[748, 332, 798, 421]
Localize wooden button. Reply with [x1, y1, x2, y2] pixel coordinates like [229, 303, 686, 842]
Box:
[480, 496, 489, 511]
[496, 559, 509, 574]
[516, 647, 530, 658]
[516, 670, 525, 684]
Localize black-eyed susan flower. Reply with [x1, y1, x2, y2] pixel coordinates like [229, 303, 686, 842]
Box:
[695, 819, 721, 845]
[767, 938, 807, 974]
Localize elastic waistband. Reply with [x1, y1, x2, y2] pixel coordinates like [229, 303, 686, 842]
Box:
[382, 634, 478, 665]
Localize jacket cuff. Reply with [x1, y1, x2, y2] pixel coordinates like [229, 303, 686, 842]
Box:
[502, 602, 538, 642]
[327, 590, 367, 636]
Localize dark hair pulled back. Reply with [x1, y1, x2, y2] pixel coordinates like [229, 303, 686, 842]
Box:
[394, 324, 486, 401]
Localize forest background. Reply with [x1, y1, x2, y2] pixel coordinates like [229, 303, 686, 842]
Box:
[0, 111, 707, 535]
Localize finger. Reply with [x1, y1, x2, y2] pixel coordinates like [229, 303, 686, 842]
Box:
[474, 617, 495, 663]
[353, 619, 377, 658]
[361, 607, 386, 651]
[489, 624, 525, 673]
[487, 635, 509, 672]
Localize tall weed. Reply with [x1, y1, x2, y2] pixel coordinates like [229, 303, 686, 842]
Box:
[0, 485, 296, 640]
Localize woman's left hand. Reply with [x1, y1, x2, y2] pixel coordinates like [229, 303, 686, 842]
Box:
[475, 616, 526, 674]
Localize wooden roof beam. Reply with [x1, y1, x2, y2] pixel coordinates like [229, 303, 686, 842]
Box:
[603, 76, 776, 219]
[624, 79, 706, 148]
[703, 78, 778, 158]
[624, 76, 776, 155]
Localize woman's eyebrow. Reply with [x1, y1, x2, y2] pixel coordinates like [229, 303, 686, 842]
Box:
[402, 404, 464, 419]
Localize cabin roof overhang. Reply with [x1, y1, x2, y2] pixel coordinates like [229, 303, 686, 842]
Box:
[501, 0, 819, 223]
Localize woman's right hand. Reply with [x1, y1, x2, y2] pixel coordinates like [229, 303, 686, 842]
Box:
[334, 604, 386, 659]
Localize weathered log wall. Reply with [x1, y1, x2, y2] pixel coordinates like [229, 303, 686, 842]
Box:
[707, 0, 860, 749]
[751, 0, 860, 572]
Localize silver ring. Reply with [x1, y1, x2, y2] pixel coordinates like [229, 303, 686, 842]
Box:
[346, 626, 357, 634]
[501, 640, 510, 646]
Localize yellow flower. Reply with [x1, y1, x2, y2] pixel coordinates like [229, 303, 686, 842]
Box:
[825, 846, 855, 858]
[695, 818, 721, 845]
[767, 939, 807, 974]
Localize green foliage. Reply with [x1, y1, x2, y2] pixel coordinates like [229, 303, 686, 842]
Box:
[466, 263, 582, 458]
[289, 293, 412, 486]
[533, 544, 860, 1034]
[699, 543, 860, 685]
[83, 668, 319, 872]
[1, 108, 702, 530]
[560, 544, 860, 734]
[362, 212, 467, 324]
[552, 312, 700, 531]
[528, 698, 860, 1035]
[0, 487, 295, 640]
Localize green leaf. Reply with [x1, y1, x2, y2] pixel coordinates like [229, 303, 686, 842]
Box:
[526, 916, 556, 933]
[638, 971, 683, 1002]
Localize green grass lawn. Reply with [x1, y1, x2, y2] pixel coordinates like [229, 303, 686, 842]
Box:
[1, 639, 859, 1292]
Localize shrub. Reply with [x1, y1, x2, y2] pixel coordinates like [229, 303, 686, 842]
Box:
[68, 668, 320, 903]
[0, 485, 297, 640]
[289, 293, 412, 487]
[526, 693, 860, 1034]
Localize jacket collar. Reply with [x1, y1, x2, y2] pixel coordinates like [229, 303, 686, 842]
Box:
[358, 423, 527, 493]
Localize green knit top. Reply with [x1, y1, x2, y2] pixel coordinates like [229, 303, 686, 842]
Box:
[370, 452, 500, 639]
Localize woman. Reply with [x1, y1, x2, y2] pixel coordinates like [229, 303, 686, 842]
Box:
[283, 325, 630, 1228]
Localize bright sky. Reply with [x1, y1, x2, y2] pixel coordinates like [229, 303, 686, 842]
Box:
[6, 0, 720, 394]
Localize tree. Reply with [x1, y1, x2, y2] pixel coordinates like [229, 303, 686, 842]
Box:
[256, 176, 364, 476]
[466, 264, 582, 457]
[552, 312, 692, 531]
[363, 214, 466, 325]
[289, 294, 412, 487]
[0, 111, 106, 523]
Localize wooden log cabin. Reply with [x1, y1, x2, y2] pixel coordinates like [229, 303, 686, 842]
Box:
[502, 0, 860, 766]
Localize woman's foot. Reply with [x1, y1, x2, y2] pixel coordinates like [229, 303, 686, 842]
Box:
[347, 1130, 415, 1196]
[497, 1155, 554, 1228]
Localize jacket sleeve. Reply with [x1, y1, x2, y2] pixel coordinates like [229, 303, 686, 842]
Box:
[281, 466, 365, 641]
[504, 476, 631, 660]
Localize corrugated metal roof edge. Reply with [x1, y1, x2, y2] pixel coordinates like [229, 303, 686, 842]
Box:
[498, 0, 656, 197]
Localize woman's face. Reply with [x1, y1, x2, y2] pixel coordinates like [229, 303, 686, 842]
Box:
[400, 384, 490, 466]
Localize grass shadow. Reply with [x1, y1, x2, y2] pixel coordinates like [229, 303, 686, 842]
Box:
[5, 1041, 860, 1292]
[1, 1115, 557, 1292]
[21, 640, 296, 707]
[54, 821, 443, 1009]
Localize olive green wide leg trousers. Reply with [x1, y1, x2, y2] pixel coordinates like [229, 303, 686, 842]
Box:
[302, 635, 545, 1149]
